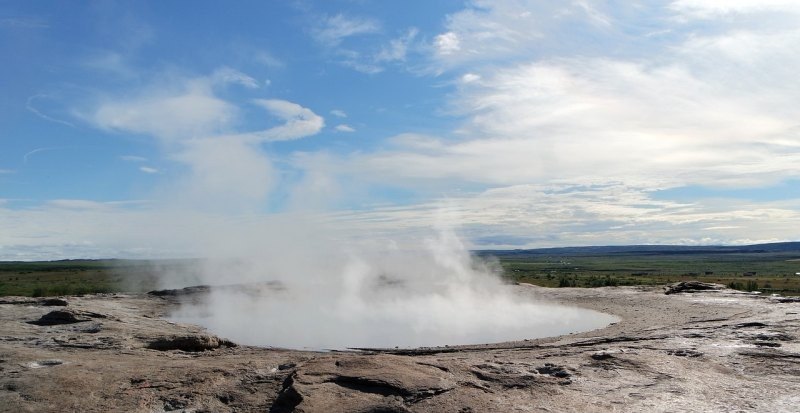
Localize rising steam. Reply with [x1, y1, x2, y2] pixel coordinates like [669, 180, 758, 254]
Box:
[166, 227, 615, 349]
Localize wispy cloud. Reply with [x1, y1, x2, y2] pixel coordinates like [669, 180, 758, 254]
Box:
[330, 109, 347, 118]
[211, 67, 260, 89]
[670, 0, 800, 18]
[375, 28, 418, 63]
[23, 147, 60, 164]
[313, 14, 380, 46]
[83, 51, 137, 78]
[254, 50, 285, 68]
[242, 99, 325, 142]
[26, 95, 75, 127]
[139, 166, 159, 174]
[0, 17, 48, 29]
[120, 155, 147, 162]
[335, 124, 355, 132]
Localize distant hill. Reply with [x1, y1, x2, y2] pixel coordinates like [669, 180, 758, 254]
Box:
[476, 241, 800, 258]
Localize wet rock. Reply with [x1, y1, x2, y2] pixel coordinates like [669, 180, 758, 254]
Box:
[148, 285, 211, 297]
[28, 310, 88, 326]
[39, 298, 68, 306]
[664, 281, 724, 295]
[753, 341, 782, 347]
[27, 359, 64, 368]
[590, 351, 615, 360]
[278, 362, 296, 371]
[272, 355, 455, 413]
[536, 364, 571, 378]
[162, 397, 189, 411]
[147, 334, 236, 352]
[771, 296, 800, 303]
[666, 349, 703, 357]
[755, 332, 794, 341]
[735, 322, 768, 329]
[80, 323, 103, 333]
[471, 362, 571, 388]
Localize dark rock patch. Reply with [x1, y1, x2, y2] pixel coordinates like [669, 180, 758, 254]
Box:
[39, 298, 68, 306]
[216, 393, 234, 405]
[666, 349, 703, 357]
[277, 362, 296, 371]
[147, 285, 211, 297]
[735, 322, 768, 329]
[28, 310, 88, 326]
[162, 397, 189, 411]
[755, 332, 794, 341]
[664, 281, 724, 295]
[147, 334, 236, 352]
[471, 362, 571, 388]
[771, 296, 800, 303]
[590, 351, 615, 360]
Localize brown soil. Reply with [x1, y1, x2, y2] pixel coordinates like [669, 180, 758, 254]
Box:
[1, 285, 798, 412]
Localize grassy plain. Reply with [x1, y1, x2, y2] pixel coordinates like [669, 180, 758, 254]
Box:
[492, 248, 800, 295]
[2, 244, 800, 296]
[0, 260, 162, 297]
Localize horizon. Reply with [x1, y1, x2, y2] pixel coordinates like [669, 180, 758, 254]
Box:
[3, 240, 800, 263]
[3, 1, 800, 260]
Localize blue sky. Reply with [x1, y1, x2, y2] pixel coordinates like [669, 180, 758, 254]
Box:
[2, 1, 800, 259]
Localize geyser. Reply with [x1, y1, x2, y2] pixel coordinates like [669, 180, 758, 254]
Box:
[167, 230, 617, 350]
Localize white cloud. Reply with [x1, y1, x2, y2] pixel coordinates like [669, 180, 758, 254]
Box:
[434, 32, 460, 55]
[331, 109, 347, 118]
[120, 155, 147, 162]
[340, 56, 384, 74]
[0, 169, 15, 174]
[376, 28, 418, 63]
[282, 0, 800, 248]
[670, 0, 800, 18]
[342, 55, 799, 189]
[46, 199, 113, 210]
[211, 67, 259, 89]
[314, 14, 380, 46]
[460, 73, 481, 83]
[429, 1, 550, 69]
[335, 124, 356, 132]
[88, 80, 237, 141]
[323, 183, 800, 249]
[79, 70, 321, 216]
[254, 50, 284, 68]
[240, 99, 325, 142]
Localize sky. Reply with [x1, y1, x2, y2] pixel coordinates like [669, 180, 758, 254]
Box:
[2, 0, 800, 260]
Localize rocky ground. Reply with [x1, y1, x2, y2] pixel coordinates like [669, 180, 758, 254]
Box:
[1, 284, 798, 412]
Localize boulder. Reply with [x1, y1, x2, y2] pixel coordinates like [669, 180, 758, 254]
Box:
[29, 310, 87, 325]
[664, 281, 724, 295]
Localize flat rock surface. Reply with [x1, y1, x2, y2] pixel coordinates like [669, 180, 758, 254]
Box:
[1, 286, 798, 412]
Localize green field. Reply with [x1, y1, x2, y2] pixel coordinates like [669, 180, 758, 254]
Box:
[2, 244, 800, 297]
[0, 260, 163, 297]
[488, 247, 800, 295]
